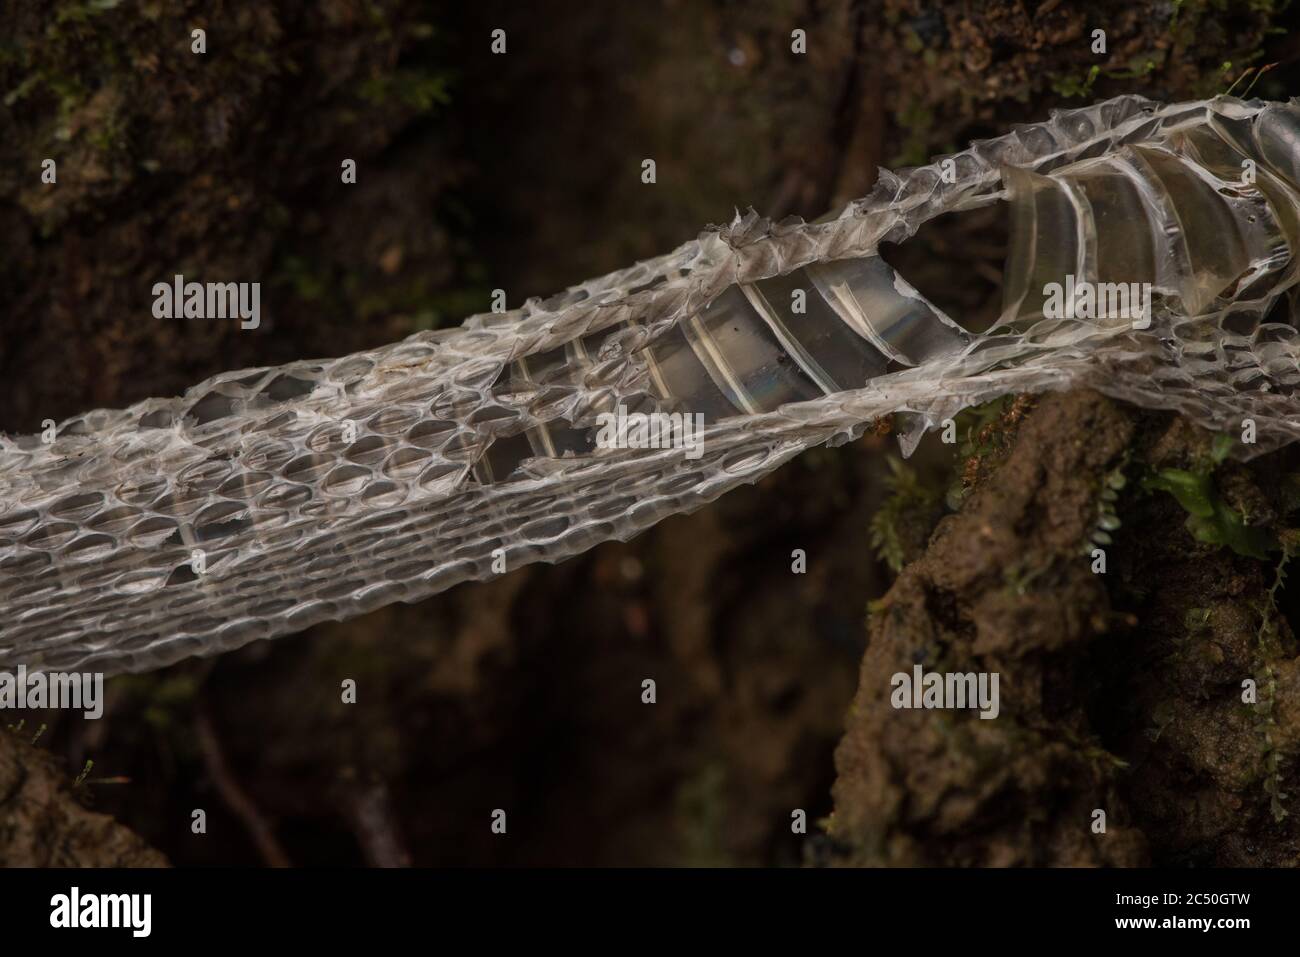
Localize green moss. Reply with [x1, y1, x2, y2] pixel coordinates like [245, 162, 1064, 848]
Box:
[359, 67, 451, 114]
[1059, 727, 1130, 772]
[947, 395, 1027, 509]
[869, 456, 944, 574]
[1051, 65, 1099, 99]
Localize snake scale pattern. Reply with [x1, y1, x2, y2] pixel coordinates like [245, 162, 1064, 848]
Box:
[3, 93, 1300, 675]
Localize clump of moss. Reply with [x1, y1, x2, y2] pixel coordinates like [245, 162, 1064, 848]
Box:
[947, 394, 1036, 508]
[869, 456, 945, 574]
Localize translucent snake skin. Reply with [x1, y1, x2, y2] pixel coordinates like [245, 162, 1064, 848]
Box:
[3, 94, 1300, 675]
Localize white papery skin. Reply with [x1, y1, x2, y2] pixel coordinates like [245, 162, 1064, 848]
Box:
[2, 94, 1299, 675]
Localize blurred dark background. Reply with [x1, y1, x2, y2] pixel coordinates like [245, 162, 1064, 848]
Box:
[2, 0, 1298, 865]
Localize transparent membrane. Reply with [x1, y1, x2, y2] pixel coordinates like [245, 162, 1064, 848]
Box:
[4, 95, 1299, 674]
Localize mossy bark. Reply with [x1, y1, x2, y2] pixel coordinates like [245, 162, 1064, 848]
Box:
[0, 730, 166, 867]
[831, 391, 1300, 866]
